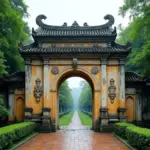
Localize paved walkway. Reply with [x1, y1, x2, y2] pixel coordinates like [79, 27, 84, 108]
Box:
[60, 111, 90, 130]
[17, 112, 129, 150]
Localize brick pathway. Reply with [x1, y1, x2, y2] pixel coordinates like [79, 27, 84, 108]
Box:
[17, 112, 129, 150]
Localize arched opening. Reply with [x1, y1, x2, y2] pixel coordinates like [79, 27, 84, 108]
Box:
[15, 97, 25, 121]
[126, 96, 134, 121]
[55, 69, 95, 129]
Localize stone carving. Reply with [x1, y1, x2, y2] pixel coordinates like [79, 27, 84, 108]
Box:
[91, 66, 98, 74]
[72, 58, 78, 69]
[108, 78, 116, 104]
[34, 78, 42, 103]
[71, 21, 79, 28]
[51, 66, 59, 75]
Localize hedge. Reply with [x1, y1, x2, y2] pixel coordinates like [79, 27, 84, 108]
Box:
[115, 122, 150, 150]
[114, 122, 135, 139]
[0, 122, 35, 150]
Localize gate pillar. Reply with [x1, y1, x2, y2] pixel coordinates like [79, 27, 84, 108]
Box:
[100, 58, 108, 125]
[118, 59, 126, 121]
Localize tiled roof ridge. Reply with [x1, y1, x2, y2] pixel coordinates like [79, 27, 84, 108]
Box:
[35, 14, 115, 30]
[125, 71, 146, 82]
[3, 71, 25, 82]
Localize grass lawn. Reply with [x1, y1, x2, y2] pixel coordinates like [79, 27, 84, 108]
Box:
[59, 111, 74, 126]
[78, 111, 92, 126]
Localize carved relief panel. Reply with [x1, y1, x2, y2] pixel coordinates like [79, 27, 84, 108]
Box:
[108, 78, 116, 104]
[34, 78, 42, 103]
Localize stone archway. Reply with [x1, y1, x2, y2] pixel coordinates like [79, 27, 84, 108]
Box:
[51, 67, 100, 129]
[21, 14, 131, 132]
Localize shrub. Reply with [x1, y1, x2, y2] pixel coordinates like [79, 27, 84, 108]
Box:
[115, 122, 150, 150]
[126, 126, 150, 150]
[114, 122, 135, 139]
[0, 122, 35, 150]
[0, 96, 9, 118]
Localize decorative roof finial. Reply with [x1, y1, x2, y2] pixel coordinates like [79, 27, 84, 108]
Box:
[62, 22, 67, 27]
[71, 21, 79, 28]
[83, 22, 88, 27]
[104, 14, 115, 26]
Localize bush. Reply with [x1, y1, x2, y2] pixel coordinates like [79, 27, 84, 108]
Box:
[126, 126, 150, 150]
[0, 96, 9, 118]
[0, 122, 35, 150]
[115, 122, 150, 150]
[115, 122, 135, 139]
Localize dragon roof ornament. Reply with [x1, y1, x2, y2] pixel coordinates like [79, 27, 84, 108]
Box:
[35, 14, 115, 30]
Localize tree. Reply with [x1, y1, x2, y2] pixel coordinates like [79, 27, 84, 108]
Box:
[0, 96, 9, 119]
[79, 81, 92, 112]
[0, 51, 7, 77]
[59, 81, 73, 112]
[118, 0, 150, 77]
[0, 0, 30, 74]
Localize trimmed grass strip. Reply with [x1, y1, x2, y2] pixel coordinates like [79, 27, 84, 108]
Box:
[59, 111, 74, 126]
[78, 111, 92, 126]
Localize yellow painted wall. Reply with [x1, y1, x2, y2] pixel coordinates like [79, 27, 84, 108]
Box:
[107, 66, 119, 115]
[31, 65, 43, 114]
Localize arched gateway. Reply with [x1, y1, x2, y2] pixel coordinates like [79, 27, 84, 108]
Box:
[19, 14, 131, 132]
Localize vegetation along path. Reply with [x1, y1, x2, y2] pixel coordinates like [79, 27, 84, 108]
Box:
[59, 111, 74, 126]
[78, 111, 92, 126]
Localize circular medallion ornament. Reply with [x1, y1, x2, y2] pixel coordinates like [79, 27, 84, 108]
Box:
[51, 66, 59, 75]
[91, 66, 98, 75]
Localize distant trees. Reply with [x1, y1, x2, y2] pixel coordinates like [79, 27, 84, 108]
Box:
[0, 0, 31, 76]
[117, 0, 150, 77]
[59, 81, 73, 113]
[79, 81, 92, 113]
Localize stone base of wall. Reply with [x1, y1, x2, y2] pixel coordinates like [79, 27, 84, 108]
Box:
[100, 123, 115, 133]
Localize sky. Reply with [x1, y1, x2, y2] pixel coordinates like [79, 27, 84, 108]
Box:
[25, 0, 128, 88]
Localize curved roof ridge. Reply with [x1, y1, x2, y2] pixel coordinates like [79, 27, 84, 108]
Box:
[4, 71, 25, 78]
[35, 14, 115, 30]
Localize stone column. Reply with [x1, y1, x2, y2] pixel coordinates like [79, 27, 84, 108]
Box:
[118, 59, 126, 121]
[100, 58, 108, 125]
[136, 90, 142, 121]
[8, 88, 14, 121]
[24, 58, 33, 120]
[40, 58, 51, 132]
[43, 58, 50, 107]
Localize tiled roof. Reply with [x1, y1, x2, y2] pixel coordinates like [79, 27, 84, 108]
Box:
[3, 72, 25, 82]
[20, 44, 131, 54]
[2, 71, 146, 84]
[32, 14, 116, 37]
[125, 72, 145, 82]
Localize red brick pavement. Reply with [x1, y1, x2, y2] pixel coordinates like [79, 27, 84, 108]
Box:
[17, 112, 129, 150]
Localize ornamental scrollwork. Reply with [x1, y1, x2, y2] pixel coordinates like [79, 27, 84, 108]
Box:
[91, 66, 98, 75]
[34, 78, 42, 103]
[72, 58, 78, 69]
[51, 66, 59, 75]
[108, 78, 116, 104]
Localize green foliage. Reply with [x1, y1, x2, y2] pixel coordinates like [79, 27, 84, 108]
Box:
[0, 122, 35, 150]
[79, 81, 92, 107]
[59, 111, 74, 126]
[0, 51, 7, 77]
[0, 0, 30, 74]
[114, 122, 135, 139]
[0, 96, 9, 118]
[117, 0, 150, 77]
[59, 81, 73, 107]
[126, 126, 150, 150]
[115, 122, 150, 150]
[78, 111, 92, 126]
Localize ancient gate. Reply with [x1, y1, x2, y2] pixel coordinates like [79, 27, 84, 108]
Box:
[19, 14, 131, 132]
